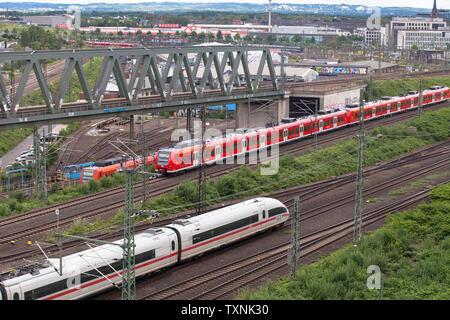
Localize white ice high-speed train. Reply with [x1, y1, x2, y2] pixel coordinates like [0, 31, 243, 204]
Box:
[0, 197, 289, 300]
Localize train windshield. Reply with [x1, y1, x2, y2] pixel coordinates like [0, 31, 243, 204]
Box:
[157, 151, 171, 166]
[81, 167, 96, 183]
[63, 165, 79, 179]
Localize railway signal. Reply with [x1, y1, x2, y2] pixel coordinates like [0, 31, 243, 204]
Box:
[55, 208, 60, 231]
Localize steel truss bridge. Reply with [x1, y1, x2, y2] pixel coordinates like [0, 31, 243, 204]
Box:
[0, 46, 284, 130]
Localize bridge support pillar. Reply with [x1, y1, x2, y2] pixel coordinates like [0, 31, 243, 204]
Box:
[235, 97, 288, 129]
[187, 108, 192, 135]
[129, 115, 134, 140]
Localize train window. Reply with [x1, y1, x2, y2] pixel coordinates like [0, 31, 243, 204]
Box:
[13, 293, 19, 300]
[268, 207, 287, 217]
[279, 131, 283, 139]
[192, 214, 259, 244]
[263, 210, 266, 219]
[171, 240, 175, 251]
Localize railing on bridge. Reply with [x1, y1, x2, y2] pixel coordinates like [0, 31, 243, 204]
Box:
[0, 46, 283, 129]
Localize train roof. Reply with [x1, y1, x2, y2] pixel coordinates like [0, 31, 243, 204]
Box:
[0, 227, 176, 286]
[94, 157, 123, 167]
[167, 197, 286, 231]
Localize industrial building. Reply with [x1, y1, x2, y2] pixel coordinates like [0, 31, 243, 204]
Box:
[20, 15, 70, 28]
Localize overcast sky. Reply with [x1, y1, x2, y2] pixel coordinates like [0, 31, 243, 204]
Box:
[1, 0, 449, 10]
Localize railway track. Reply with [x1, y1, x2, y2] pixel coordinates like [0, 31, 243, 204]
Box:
[0, 102, 447, 248]
[139, 181, 444, 300]
[119, 184, 442, 301]
[0, 139, 447, 264]
[197, 185, 442, 300]
[50, 123, 95, 176]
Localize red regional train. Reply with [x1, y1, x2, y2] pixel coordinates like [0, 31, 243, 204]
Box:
[69, 40, 135, 48]
[86, 41, 135, 48]
[80, 155, 155, 183]
[154, 85, 449, 174]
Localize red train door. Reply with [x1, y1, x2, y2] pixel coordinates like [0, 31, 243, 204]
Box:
[193, 151, 199, 167]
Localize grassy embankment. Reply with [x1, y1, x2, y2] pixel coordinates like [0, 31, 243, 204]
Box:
[361, 76, 450, 101]
[0, 128, 34, 158]
[237, 182, 450, 300]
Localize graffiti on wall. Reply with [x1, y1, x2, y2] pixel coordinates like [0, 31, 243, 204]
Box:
[312, 66, 368, 75]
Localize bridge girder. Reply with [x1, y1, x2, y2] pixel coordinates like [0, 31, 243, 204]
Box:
[0, 46, 283, 130]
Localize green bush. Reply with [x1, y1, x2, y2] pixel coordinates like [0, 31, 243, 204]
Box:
[0, 127, 34, 157]
[238, 183, 450, 300]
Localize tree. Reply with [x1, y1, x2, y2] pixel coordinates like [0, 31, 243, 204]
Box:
[198, 32, 206, 41]
[19, 26, 61, 50]
[291, 34, 303, 44]
[216, 30, 223, 41]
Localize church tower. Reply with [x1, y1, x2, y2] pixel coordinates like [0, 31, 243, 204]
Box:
[431, 0, 439, 18]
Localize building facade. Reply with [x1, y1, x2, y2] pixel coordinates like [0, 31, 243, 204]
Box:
[396, 29, 450, 49]
[20, 15, 70, 28]
[354, 27, 388, 46]
[388, 16, 449, 49]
